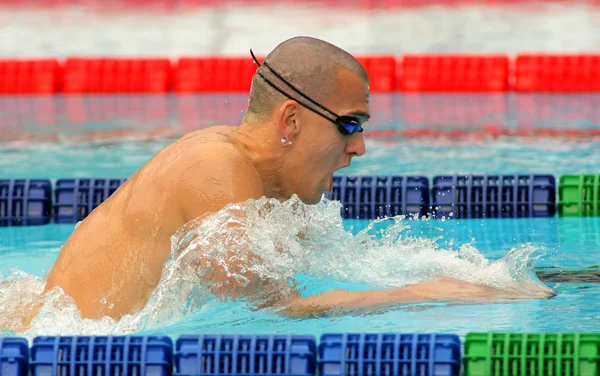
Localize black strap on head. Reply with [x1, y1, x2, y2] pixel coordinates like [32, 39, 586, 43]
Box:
[250, 49, 339, 121]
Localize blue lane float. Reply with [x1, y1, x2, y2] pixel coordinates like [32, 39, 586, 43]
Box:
[431, 174, 556, 219]
[30, 336, 173, 376]
[2, 334, 463, 376]
[53, 178, 127, 224]
[318, 333, 462, 376]
[175, 335, 317, 376]
[0, 174, 561, 226]
[0, 337, 29, 376]
[328, 175, 429, 219]
[0, 179, 51, 226]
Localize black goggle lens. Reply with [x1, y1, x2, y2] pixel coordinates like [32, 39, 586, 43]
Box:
[337, 116, 364, 135]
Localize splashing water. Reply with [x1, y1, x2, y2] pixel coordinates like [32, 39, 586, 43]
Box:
[0, 196, 552, 339]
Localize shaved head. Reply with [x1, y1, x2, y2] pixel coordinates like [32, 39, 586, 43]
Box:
[245, 36, 369, 121]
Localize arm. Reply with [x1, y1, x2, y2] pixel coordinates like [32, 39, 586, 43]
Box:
[175, 147, 546, 316]
[272, 276, 529, 318]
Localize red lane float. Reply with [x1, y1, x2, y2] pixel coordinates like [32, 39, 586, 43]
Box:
[0, 59, 60, 94]
[62, 58, 172, 93]
[515, 54, 600, 92]
[399, 54, 510, 92]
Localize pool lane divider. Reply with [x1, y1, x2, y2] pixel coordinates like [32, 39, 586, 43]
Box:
[0, 179, 52, 226]
[558, 175, 600, 217]
[29, 336, 173, 376]
[2, 333, 600, 376]
[1, 174, 598, 227]
[53, 178, 127, 224]
[328, 176, 430, 219]
[3, 54, 600, 94]
[463, 332, 600, 376]
[431, 175, 556, 219]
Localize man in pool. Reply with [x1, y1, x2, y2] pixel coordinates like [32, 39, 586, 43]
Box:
[33, 36, 551, 324]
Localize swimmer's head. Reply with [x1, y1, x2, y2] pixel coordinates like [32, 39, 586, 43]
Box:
[244, 36, 370, 205]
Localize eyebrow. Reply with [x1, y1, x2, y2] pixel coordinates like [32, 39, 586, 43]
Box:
[347, 111, 371, 121]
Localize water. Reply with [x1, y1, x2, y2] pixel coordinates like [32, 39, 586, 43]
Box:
[2, 213, 600, 339]
[2, 94, 600, 177]
[1, 93, 600, 339]
[4, 93, 600, 143]
[2, 134, 600, 178]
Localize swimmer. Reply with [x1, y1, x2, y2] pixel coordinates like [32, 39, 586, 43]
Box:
[22, 37, 551, 327]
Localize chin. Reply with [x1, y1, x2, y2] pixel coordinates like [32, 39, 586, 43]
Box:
[299, 197, 321, 205]
[299, 191, 324, 205]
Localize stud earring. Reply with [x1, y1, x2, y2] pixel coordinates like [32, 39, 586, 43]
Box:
[281, 137, 292, 146]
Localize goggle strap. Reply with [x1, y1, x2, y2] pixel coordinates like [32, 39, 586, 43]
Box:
[255, 70, 337, 126]
[250, 49, 342, 121]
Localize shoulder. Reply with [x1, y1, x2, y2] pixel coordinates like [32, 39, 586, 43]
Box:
[175, 140, 264, 222]
[196, 141, 262, 185]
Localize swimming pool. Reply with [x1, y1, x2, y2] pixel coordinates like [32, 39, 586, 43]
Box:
[1, 93, 600, 341]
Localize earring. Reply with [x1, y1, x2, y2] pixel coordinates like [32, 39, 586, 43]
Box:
[281, 137, 292, 146]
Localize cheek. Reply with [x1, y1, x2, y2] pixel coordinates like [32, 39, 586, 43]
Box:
[308, 145, 343, 175]
[299, 124, 344, 168]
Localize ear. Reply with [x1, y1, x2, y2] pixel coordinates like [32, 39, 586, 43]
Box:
[277, 100, 301, 141]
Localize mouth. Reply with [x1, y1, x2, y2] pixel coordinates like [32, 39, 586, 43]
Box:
[325, 164, 348, 193]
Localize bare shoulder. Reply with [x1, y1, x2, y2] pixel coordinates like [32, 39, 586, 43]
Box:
[175, 136, 264, 222]
[193, 139, 261, 182]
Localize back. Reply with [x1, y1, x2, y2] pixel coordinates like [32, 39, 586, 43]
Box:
[43, 126, 248, 319]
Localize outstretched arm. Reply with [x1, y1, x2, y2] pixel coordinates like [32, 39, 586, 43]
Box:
[273, 276, 539, 318]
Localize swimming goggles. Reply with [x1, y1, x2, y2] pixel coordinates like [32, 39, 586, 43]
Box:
[250, 49, 365, 136]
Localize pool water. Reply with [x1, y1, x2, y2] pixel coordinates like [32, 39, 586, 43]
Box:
[2, 217, 600, 339]
[1, 94, 600, 340]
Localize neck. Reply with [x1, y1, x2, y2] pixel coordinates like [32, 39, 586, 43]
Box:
[232, 118, 291, 202]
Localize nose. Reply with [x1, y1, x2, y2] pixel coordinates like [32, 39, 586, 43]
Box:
[345, 132, 366, 157]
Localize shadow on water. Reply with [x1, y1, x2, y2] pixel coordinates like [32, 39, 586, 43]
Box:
[537, 267, 600, 283]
